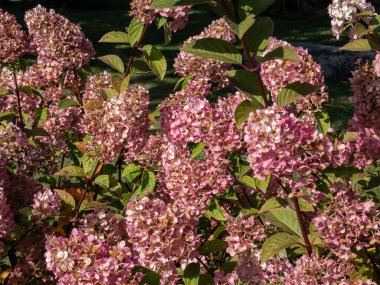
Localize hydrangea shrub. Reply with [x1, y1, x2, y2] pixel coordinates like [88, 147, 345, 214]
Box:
[0, 0, 380, 284]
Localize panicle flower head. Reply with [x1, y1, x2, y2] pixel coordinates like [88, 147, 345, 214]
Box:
[20, 64, 62, 88]
[32, 188, 60, 218]
[208, 92, 246, 155]
[137, 134, 165, 166]
[45, 211, 137, 284]
[243, 106, 326, 180]
[40, 89, 82, 151]
[81, 85, 150, 163]
[25, 5, 94, 70]
[160, 80, 244, 156]
[285, 254, 367, 284]
[0, 123, 33, 174]
[125, 196, 200, 283]
[174, 18, 235, 89]
[0, 187, 14, 241]
[348, 64, 380, 165]
[314, 183, 380, 260]
[129, 0, 190, 32]
[160, 90, 214, 146]
[83, 71, 113, 103]
[235, 251, 265, 285]
[328, 0, 374, 39]
[214, 270, 240, 285]
[159, 143, 233, 218]
[0, 9, 29, 63]
[260, 38, 327, 111]
[350, 64, 380, 129]
[225, 214, 266, 257]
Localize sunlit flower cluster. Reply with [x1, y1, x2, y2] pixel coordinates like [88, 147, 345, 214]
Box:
[225, 214, 266, 257]
[174, 18, 236, 89]
[125, 196, 200, 283]
[45, 211, 137, 284]
[314, 183, 380, 260]
[129, 0, 191, 32]
[0, 9, 29, 63]
[32, 188, 60, 218]
[81, 85, 150, 162]
[328, 0, 374, 39]
[160, 143, 233, 219]
[260, 37, 327, 110]
[25, 5, 94, 71]
[0, 3, 379, 284]
[349, 64, 380, 165]
[243, 107, 326, 180]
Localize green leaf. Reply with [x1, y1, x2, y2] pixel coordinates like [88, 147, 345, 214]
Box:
[0, 88, 11, 95]
[120, 75, 131, 92]
[183, 38, 242, 64]
[164, 24, 172, 45]
[261, 46, 302, 62]
[102, 88, 119, 99]
[243, 17, 274, 56]
[99, 31, 129, 43]
[184, 263, 200, 285]
[238, 0, 275, 17]
[128, 19, 145, 46]
[199, 274, 214, 285]
[55, 166, 86, 178]
[234, 99, 261, 128]
[296, 198, 315, 212]
[54, 189, 76, 210]
[130, 59, 151, 75]
[261, 232, 300, 263]
[33, 107, 47, 127]
[259, 197, 289, 214]
[150, 0, 208, 8]
[134, 170, 156, 195]
[199, 239, 228, 254]
[239, 175, 257, 189]
[266, 208, 303, 238]
[190, 142, 206, 158]
[276, 81, 318, 107]
[155, 17, 167, 29]
[240, 208, 259, 217]
[255, 176, 270, 192]
[174, 76, 192, 91]
[140, 272, 160, 285]
[142, 45, 167, 80]
[98, 55, 125, 73]
[340, 39, 377, 51]
[315, 111, 330, 135]
[147, 171, 156, 191]
[80, 200, 106, 212]
[351, 256, 379, 283]
[82, 153, 100, 178]
[227, 69, 263, 98]
[26, 127, 49, 137]
[95, 175, 120, 190]
[0, 111, 16, 122]
[58, 99, 79, 110]
[225, 15, 255, 39]
[370, 15, 380, 31]
[122, 163, 142, 177]
[206, 199, 226, 221]
[343, 131, 358, 142]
